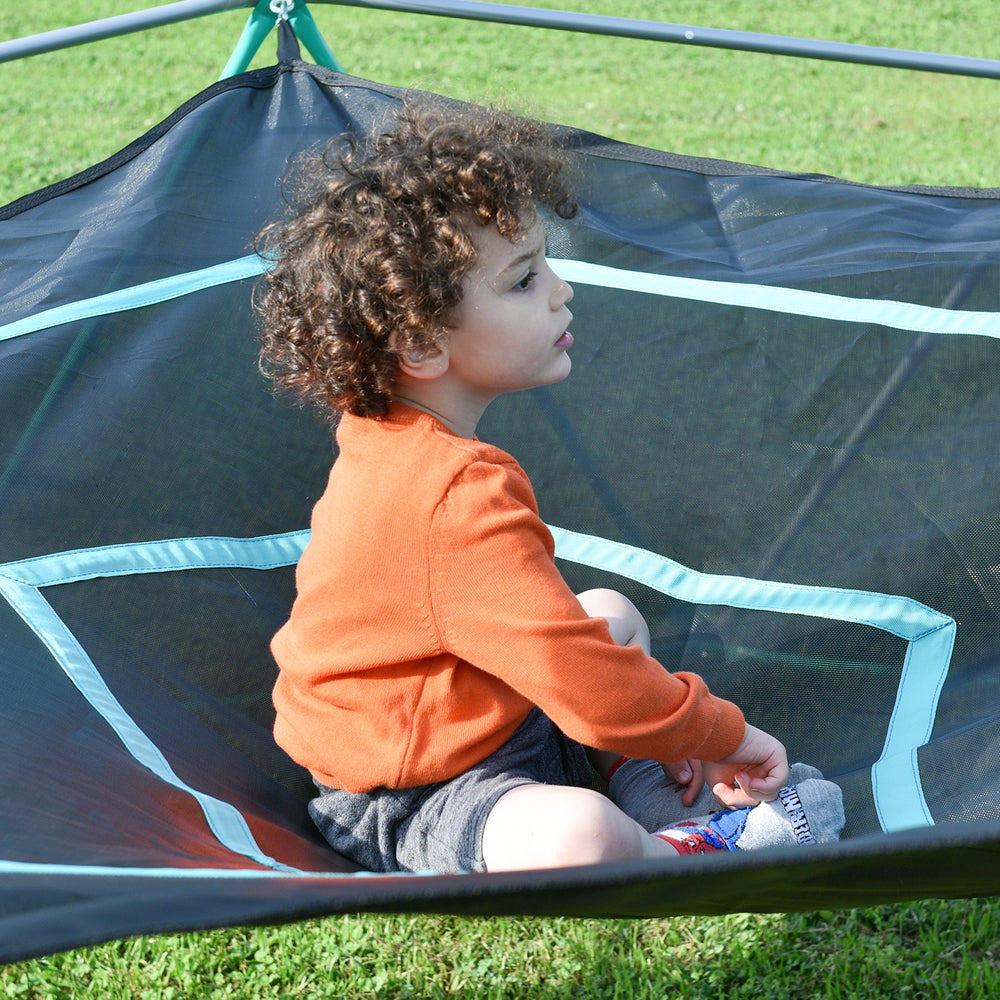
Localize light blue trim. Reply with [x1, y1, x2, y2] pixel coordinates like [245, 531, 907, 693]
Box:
[552, 259, 1000, 339]
[0, 572, 298, 874]
[0, 521, 954, 855]
[0, 254, 268, 344]
[870, 620, 955, 827]
[4, 254, 998, 349]
[550, 525, 949, 640]
[0, 533, 311, 874]
[0, 859, 435, 880]
[549, 524, 955, 833]
[4, 530, 310, 588]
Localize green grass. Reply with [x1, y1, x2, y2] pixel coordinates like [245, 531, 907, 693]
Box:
[0, 902, 1000, 1000]
[3, 1, 1000, 995]
[1, 0, 999, 206]
[4, 904, 1000, 998]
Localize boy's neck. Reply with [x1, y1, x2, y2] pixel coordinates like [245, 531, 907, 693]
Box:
[391, 378, 495, 440]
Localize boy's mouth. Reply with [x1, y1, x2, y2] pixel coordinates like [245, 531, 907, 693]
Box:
[555, 330, 574, 349]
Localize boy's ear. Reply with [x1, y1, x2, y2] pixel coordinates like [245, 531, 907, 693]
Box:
[397, 346, 449, 380]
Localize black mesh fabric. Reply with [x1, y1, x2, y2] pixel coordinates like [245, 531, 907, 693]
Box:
[2, 61, 1000, 962]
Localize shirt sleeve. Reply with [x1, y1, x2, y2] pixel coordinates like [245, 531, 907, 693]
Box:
[427, 457, 745, 764]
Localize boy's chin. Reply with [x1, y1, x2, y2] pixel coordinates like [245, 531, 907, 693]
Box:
[542, 357, 573, 386]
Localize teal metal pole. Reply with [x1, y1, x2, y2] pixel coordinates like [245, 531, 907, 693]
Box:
[218, 0, 280, 78]
[289, 3, 343, 71]
[219, 0, 342, 79]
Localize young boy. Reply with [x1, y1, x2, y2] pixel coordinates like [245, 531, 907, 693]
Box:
[255, 99, 844, 874]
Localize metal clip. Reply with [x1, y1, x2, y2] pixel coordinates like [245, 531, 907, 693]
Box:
[269, 0, 295, 21]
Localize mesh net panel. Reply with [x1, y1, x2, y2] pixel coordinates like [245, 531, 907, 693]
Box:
[1, 63, 999, 959]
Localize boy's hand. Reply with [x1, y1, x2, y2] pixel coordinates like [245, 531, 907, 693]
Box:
[702, 724, 789, 808]
[662, 759, 705, 807]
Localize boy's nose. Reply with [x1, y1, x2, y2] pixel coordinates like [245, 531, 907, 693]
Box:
[553, 279, 574, 309]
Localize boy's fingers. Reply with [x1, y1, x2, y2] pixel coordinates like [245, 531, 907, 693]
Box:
[741, 767, 785, 803]
[662, 759, 704, 806]
[711, 781, 758, 808]
[662, 760, 691, 786]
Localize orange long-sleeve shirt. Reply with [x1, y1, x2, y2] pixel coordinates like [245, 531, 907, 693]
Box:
[272, 404, 745, 792]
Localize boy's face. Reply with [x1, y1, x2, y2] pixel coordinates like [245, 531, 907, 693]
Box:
[443, 217, 575, 400]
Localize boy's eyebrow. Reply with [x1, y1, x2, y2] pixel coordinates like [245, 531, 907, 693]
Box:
[498, 239, 546, 275]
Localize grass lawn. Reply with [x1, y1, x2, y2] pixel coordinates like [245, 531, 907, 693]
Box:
[4, 904, 1000, 997]
[2, 0, 999, 205]
[2, 1, 1000, 996]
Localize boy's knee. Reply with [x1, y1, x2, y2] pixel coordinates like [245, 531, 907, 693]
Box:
[483, 786, 645, 870]
[557, 788, 644, 865]
[576, 588, 650, 652]
[577, 587, 630, 616]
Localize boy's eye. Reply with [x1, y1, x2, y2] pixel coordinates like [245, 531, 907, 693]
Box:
[515, 270, 538, 291]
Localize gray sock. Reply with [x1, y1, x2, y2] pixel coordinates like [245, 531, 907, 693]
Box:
[734, 774, 845, 849]
[609, 760, 831, 835]
[607, 758, 719, 833]
[786, 762, 824, 784]
[649, 763, 844, 852]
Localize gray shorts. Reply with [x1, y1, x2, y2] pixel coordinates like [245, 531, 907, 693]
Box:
[308, 708, 595, 874]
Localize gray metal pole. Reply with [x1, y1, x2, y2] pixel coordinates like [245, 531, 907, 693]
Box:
[314, 0, 1000, 80]
[0, 0, 252, 63]
[3, 0, 1000, 82]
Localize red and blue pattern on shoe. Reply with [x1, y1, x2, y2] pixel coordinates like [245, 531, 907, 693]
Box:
[654, 806, 751, 855]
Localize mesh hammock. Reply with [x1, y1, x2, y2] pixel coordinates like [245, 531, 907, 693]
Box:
[2, 57, 1000, 962]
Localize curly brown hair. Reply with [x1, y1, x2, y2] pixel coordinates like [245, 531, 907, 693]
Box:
[253, 99, 578, 418]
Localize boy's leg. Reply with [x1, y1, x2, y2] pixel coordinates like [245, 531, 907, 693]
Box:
[480, 775, 844, 870]
[573, 587, 845, 854]
[576, 588, 707, 822]
[481, 783, 679, 871]
[605, 755, 719, 830]
[655, 765, 845, 851]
